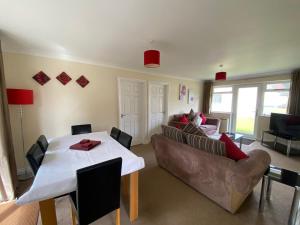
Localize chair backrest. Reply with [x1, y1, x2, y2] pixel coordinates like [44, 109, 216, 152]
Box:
[75, 158, 122, 225]
[26, 144, 44, 175]
[110, 127, 121, 140]
[71, 124, 92, 135]
[37, 135, 48, 153]
[118, 131, 132, 149]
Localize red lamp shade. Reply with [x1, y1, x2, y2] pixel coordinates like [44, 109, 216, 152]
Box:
[215, 72, 227, 80]
[6, 89, 34, 105]
[144, 50, 160, 68]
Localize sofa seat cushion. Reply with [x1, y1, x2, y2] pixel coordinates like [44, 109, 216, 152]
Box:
[199, 125, 217, 135]
[186, 134, 226, 156]
[183, 122, 207, 136]
[161, 125, 185, 143]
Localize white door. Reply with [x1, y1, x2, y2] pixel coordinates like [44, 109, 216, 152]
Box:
[149, 84, 167, 137]
[119, 79, 145, 145]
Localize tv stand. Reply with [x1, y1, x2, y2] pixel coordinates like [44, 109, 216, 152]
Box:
[261, 130, 300, 157]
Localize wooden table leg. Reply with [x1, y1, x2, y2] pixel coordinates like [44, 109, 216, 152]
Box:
[129, 171, 139, 222]
[116, 208, 121, 225]
[122, 175, 129, 199]
[39, 198, 58, 225]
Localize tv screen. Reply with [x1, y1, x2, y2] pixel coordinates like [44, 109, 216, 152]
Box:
[269, 113, 300, 138]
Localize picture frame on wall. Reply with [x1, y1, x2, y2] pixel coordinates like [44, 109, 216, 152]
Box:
[179, 84, 187, 101]
[188, 89, 195, 104]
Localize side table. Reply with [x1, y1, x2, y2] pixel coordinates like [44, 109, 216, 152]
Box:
[259, 165, 300, 225]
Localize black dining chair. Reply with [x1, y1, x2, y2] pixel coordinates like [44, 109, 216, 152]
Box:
[70, 157, 122, 225]
[118, 131, 132, 150]
[71, 124, 92, 135]
[36, 135, 48, 153]
[26, 143, 45, 175]
[110, 127, 121, 140]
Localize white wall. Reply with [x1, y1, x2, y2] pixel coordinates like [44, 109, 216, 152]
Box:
[3, 52, 203, 170]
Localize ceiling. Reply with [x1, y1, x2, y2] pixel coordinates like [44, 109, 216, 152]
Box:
[1, 0, 300, 80]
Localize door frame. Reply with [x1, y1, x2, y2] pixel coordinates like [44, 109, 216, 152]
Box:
[231, 84, 263, 138]
[147, 81, 169, 141]
[117, 77, 148, 145]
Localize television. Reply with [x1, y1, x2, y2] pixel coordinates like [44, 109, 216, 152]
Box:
[269, 113, 300, 138]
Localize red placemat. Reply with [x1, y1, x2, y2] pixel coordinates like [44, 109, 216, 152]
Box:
[70, 139, 101, 151]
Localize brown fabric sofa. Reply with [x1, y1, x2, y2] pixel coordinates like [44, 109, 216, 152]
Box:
[151, 134, 271, 213]
[168, 113, 221, 135]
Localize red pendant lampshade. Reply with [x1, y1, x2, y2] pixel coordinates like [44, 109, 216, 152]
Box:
[215, 72, 227, 80]
[215, 64, 227, 80]
[144, 50, 160, 68]
[7, 89, 34, 105]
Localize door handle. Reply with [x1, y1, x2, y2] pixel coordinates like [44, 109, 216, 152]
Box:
[121, 114, 126, 118]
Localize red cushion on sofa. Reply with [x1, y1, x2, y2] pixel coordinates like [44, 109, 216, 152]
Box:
[179, 115, 189, 124]
[219, 133, 248, 161]
[200, 113, 207, 125]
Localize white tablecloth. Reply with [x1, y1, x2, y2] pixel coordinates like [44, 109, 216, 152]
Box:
[16, 131, 145, 204]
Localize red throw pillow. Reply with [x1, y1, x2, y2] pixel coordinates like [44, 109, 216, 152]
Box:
[219, 133, 248, 161]
[179, 115, 189, 124]
[200, 113, 207, 125]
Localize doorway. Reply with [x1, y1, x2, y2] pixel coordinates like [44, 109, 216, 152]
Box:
[148, 82, 168, 138]
[232, 86, 260, 138]
[118, 78, 147, 145]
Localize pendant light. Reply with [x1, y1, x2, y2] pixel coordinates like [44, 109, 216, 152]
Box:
[144, 40, 160, 68]
[215, 64, 227, 80]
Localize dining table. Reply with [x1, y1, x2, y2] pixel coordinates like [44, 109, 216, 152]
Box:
[16, 131, 145, 225]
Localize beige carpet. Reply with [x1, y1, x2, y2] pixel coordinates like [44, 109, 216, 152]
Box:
[0, 200, 39, 225]
[36, 142, 300, 225]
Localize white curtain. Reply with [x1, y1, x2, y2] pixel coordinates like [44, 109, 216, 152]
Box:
[0, 40, 18, 201]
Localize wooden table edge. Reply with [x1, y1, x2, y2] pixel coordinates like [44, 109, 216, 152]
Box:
[38, 170, 140, 225]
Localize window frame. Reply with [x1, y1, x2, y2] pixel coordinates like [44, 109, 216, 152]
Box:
[261, 80, 291, 117]
[210, 85, 233, 113]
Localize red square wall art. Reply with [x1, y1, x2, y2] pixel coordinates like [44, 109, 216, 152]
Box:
[32, 71, 51, 86]
[56, 72, 72, 85]
[76, 75, 89, 88]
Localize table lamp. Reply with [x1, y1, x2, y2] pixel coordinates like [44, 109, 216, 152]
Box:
[7, 88, 34, 180]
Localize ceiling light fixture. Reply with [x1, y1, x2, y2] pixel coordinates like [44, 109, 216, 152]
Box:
[144, 50, 160, 68]
[144, 40, 160, 68]
[215, 64, 227, 80]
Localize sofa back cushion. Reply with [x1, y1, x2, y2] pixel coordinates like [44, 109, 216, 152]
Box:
[193, 114, 203, 127]
[188, 109, 195, 121]
[186, 134, 226, 156]
[183, 122, 207, 137]
[161, 125, 185, 143]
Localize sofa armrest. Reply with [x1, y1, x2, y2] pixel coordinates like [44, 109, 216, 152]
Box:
[206, 117, 221, 131]
[227, 149, 271, 193]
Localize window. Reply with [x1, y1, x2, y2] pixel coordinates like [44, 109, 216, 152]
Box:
[262, 81, 290, 116]
[211, 86, 233, 113]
